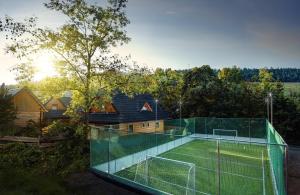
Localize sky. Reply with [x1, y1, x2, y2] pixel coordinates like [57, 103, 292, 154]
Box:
[1, 0, 300, 84]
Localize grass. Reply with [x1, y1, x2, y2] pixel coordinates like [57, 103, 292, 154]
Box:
[283, 82, 300, 96]
[115, 139, 275, 195]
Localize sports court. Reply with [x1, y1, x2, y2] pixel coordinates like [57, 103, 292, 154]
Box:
[90, 117, 287, 195]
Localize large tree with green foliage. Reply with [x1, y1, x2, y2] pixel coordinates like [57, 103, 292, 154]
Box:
[0, 0, 148, 131]
[0, 84, 16, 128]
[150, 68, 183, 118]
[181, 65, 223, 117]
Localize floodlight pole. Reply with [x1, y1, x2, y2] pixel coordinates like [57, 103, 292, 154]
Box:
[265, 97, 270, 122]
[217, 140, 221, 195]
[155, 99, 158, 153]
[179, 99, 182, 130]
[269, 92, 273, 125]
[155, 99, 158, 130]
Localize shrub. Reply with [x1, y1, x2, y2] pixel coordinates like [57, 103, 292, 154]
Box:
[20, 120, 41, 137]
[0, 167, 68, 195]
[0, 143, 42, 169]
[42, 120, 74, 137]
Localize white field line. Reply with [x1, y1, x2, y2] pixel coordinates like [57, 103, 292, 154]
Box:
[166, 152, 262, 169]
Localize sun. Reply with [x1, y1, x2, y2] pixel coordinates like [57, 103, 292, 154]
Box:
[32, 52, 58, 81]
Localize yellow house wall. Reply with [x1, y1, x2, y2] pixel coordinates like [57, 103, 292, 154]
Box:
[120, 120, 164, 133]
[45, 98, 66, 110]
[12, 90, 44, 127]
[15, 112, 41, 126]
[13, 90, 41, 112]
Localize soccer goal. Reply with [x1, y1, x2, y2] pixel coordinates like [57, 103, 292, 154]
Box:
[213, 129, 238, 137]
[134, 155, 195, 195]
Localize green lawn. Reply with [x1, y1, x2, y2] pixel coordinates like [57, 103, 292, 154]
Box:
[283, 82, 300, 96]
[115, 139, 275, 195]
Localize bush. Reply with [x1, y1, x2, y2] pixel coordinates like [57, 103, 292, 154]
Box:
[0, 122, 20, 136]
[42, 120, 74, 137]
[21, 120, 41, 136]
[0, 143, 43, 169]
[0, 167, 68, 195]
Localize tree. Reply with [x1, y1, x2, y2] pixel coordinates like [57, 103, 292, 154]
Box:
[151, 68, 183, 118]
[0, 0, 144, 131]
[181, 65, 222, 117]
[10, 63, 36, 85]
[0, 83, 16, 128]
[218, 66, 242, 84]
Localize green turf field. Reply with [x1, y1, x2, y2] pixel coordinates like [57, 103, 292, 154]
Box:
[115, 139, 275, 195]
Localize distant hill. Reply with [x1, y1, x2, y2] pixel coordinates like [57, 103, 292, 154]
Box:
[240, 68, 300, 82]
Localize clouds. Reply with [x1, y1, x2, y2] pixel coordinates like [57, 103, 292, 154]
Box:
[246, 21, 300, 58]
[1, 0, 300, 84]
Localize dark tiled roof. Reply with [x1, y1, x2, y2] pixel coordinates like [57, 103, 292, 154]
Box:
[44, 110, 69, 119]
[59, 97, 71, 107]
[7, 88, 22, 96]
[43, 97, 72, 119]
[88, 93, 169, 124]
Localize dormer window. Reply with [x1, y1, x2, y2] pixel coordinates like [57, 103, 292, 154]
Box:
[140, 102, 153, 112]
[51, 104, 58, 110]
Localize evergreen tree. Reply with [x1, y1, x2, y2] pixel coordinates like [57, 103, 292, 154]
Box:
[0, 83, 16, 126]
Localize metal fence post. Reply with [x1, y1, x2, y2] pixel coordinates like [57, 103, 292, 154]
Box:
[205, 118, 207, 135]
[108, 129, 111, 174]
[217, 140, 221, 195]
[194, 117, 196, 134]
[284, 145, 288, 194]
[262, 151, 266, 195]
[248, 118, 251, 143]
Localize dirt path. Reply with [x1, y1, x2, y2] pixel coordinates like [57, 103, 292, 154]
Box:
[288, 146, 300, 195]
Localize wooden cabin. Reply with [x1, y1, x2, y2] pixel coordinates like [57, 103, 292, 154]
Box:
[44, 97, 71, 121]
[8, 87, 47, 127]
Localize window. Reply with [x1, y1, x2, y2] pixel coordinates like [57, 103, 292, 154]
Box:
[142, 123, 145, 128]
[147, 122, 150, 127]
[140, 102, 153, 112]
[155, 122, 159, 128]
[51, 104, 58, 110]
[109, 124, 119, 130]
[128, 124, 133, 133]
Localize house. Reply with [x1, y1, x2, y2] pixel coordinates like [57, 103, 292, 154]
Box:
[88, 93, 169, 133]
[44, 97, 71, 121]
[8, 87, 47, 127]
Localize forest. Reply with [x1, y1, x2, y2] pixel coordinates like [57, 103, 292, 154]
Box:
[155, 66, 300, 145]
[239, 68, 300, 82]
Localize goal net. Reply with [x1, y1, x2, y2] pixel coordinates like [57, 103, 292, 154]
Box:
[213, 129, 238, 137]
[134, 155, 195, 195]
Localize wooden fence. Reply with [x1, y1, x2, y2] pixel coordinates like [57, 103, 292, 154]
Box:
[0, 135, 68, 148]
